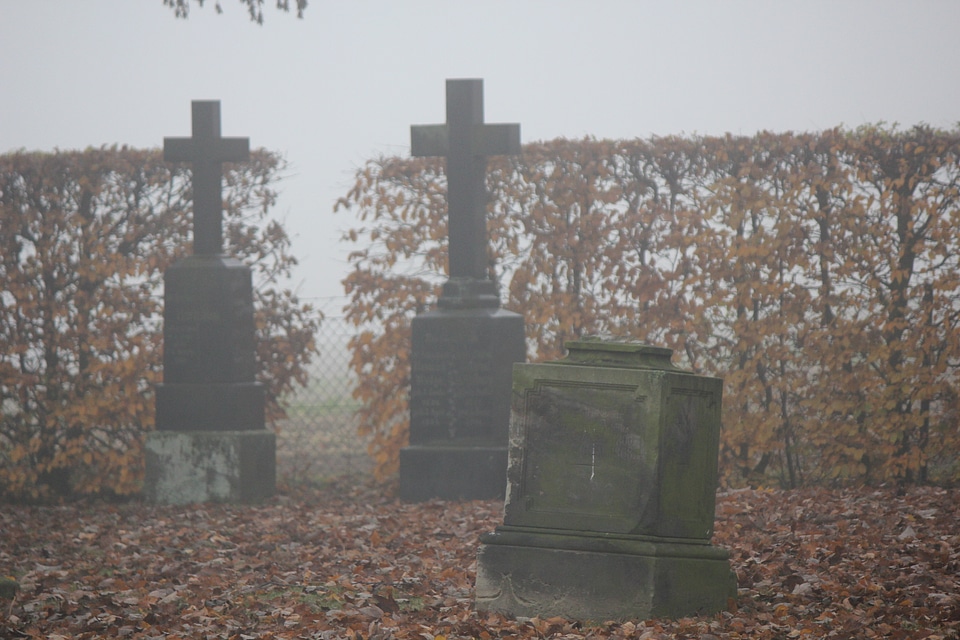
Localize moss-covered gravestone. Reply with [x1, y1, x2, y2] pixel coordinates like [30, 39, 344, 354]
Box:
[475, 339, 736, 621]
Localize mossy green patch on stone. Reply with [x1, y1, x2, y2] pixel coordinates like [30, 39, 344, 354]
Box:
[0, 576, 19, 599]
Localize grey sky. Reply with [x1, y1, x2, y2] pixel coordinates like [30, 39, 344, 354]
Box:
[3, 1, 959, 302]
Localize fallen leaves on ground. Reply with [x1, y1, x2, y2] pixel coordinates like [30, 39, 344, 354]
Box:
[1, 481, 958, 639]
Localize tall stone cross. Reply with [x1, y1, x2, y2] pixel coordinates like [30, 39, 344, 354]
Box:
[165, 101, 250, 256]
[411, 79, 521, 282]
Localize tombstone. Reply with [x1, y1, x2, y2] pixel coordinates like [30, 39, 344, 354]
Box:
[398, 79, 526, 501]
[143, 100, 275, 504]
[475, 338, 737, 621]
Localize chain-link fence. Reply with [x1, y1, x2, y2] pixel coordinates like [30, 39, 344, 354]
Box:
[274, 297, 373, 484]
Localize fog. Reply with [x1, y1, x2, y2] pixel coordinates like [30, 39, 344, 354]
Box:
[3, 1, 958, 301]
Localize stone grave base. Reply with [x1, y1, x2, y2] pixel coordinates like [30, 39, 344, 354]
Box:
[156, 381, 265, 431]
[475, 527, 737, 622]
[144, 430, 275, 504]
[399, 444, 507, 501]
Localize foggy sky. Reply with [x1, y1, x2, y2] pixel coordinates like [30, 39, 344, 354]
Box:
[2, 1, 959, 301]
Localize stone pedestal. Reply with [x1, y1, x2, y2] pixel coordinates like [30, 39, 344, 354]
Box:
[144, 430, 275, 504]
[399, 302, 525, 501]
[475, 339, 737, 621]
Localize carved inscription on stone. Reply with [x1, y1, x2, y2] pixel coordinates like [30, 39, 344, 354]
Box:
[163, 305, 222, 377]
[410, 329, 498, 443]
[519, 380, 652, 520]
[162, 263, 256, 384]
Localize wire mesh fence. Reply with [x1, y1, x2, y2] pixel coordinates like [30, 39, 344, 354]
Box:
[274, 297, 373, 484]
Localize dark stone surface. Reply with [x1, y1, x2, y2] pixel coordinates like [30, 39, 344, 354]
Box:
[399, 444, 507, 502]
[510, 378, 655, 525]
[408, 308, 524, 445]
[475, 339, 736, 620]
[400, 308, 524, 501]
[155, 382, 264, 432]
[155, 256, 264, 431]
[436, 277, 500, 311]
[160, 255, 258, 384]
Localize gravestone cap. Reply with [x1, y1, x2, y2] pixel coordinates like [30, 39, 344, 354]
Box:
[560, 337, 681, 371]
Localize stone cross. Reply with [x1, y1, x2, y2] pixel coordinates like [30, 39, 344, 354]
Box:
[165, 101, 250, 255]
[411, 79, 521, 281]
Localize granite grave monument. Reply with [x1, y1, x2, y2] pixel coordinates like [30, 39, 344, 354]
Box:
[399, 79, 526, 501]
[144, 100, 275, 504]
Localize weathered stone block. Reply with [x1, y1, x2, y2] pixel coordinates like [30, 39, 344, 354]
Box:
[475, 339, 737, 621]
[143, 430, 275, 504]
[475, 538, 736, 621]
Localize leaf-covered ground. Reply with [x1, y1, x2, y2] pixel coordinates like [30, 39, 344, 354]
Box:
[1, 483, 957, 639]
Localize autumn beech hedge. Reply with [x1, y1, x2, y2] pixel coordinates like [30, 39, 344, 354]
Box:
[0, 147, 318, 500]
[337, 124, 960, 487]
